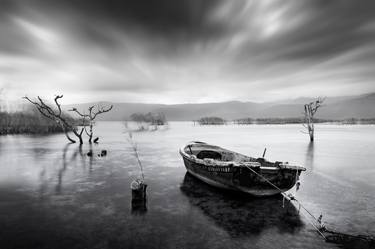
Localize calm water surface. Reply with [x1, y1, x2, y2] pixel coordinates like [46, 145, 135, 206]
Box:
[0, 122, 374, 249]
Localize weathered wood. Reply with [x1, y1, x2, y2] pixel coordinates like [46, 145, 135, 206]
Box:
[130, 179, 147, 214]
[180, 141, 305, 196]
[304, 98, 324, 142]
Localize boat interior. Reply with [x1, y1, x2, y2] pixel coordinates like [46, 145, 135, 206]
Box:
[182, 142, 305, 171]
[184, 142, 258, 163]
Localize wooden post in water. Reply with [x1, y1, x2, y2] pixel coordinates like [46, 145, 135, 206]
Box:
[131, 179, 147, 214]
[127, 132, 147, 214]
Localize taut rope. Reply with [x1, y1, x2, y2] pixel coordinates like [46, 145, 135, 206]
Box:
[243, 165, 327, 240]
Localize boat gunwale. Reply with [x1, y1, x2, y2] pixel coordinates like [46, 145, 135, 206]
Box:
[179, 142, 306, 171]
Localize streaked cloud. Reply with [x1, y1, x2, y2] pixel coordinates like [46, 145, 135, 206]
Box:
[0, 0, 375, 104]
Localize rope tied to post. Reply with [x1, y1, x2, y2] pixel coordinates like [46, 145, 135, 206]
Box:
[243, 164, 327, 240]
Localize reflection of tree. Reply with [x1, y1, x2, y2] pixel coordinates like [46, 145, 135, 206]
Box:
[55, 144, 85, 194]
[180, 173, 303, 238]
[56, 144, 70, 194]
[88, 143, 93, 173]
[38, 165, 48, 199]
[305, 142, 315, 171]
[36, 142, 97, 197]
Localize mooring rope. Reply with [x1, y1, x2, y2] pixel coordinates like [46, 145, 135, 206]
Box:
[243, 165, 327, 240]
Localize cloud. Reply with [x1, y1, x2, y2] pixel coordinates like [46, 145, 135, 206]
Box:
[1, 0, 375, 104]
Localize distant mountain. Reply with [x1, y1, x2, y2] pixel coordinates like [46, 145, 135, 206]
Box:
[317, 93, 375, 119]
[64, 93, 375, 121]
[64, 102, 165, 121]
[271, 95, 357, 105]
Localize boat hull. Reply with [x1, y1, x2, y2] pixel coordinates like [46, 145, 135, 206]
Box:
[180, 143, 304, 196]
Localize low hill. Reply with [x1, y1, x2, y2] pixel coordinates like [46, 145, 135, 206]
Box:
[64, 93, 375, 121]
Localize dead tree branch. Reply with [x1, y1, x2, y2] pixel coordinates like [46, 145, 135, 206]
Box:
[69, 104, 113, 143]
[23, 95, 84, 144]
[303, 97, 325, 142]
[126, 132, 145, 181]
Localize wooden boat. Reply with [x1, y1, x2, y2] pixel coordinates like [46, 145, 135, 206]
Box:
[179, 141, 306, 196]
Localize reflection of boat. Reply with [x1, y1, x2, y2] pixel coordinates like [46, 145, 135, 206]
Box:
[179, 141, 306, 196]
[180, 173, 303, 237]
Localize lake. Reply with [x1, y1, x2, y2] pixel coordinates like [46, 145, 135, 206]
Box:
[0, 122, 374, 249]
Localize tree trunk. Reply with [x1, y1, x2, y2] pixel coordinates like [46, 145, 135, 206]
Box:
[78, 135, 83, 145]
[60, 124, 76, 143]
[309, 123, 314, 142]
[65, 132, 76, 143]
[72, 128, 84, 145]
[309, 131, 314, 142]
[88, 124, 93, 143]
[304, 99, 323, 143]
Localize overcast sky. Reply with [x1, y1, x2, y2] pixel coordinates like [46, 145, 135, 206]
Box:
[1, 0, 375, 104]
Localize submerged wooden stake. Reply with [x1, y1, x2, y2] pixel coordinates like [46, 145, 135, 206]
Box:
[131, 179, 147, 214]
[131, 180, 147, 200]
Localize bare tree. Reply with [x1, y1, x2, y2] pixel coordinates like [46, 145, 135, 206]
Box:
[126, 132, 145, 181]
[303, 97, 325, 142]
[69, 104, 113, 143]
[23, 95, 85, 144]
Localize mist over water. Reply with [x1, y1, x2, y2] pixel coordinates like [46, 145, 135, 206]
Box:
[0, 122, 374, 248]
